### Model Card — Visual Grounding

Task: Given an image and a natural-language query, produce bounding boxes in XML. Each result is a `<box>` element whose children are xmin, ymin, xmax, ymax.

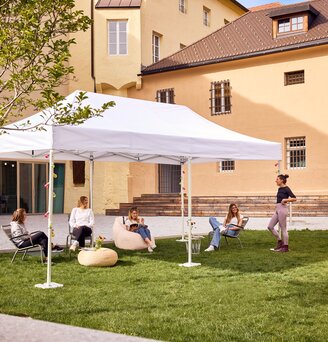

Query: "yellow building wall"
<box><xmin>128</xmin><ymin>45</ymin><xmax>328</xmax><ymax>197</ymax></box>
<box><xmin>140</xmin><ymin>0</ymin><xmax>245</xmax><ymax>67</ymax></box>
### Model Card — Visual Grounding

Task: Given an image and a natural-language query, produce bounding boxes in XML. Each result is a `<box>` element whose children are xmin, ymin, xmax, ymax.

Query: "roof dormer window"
<box><xmin>269</xmin><ymin>3</ymin><xmax>319</xmax><ymax>39</ymax></box>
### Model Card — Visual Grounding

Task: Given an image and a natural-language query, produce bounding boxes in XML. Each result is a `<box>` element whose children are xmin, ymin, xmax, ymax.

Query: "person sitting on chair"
<box><xmin>205</xmin><ymin>203</ymin><xmax>243</xmax><ymax>252</ymax></box>
<box><xmin>125</xmin><ymin>207</ymin><xmax>156</xmax><ymax>253</ymax></box>
<box><xmin>69</xmin><ymin>196</ymin><xmax>94</xmax><ymax>251</ymax></box>
<box><xmin>10</xmin><ymin>208</ymin><xmax>63</xmax><ymax>262</ymax></box>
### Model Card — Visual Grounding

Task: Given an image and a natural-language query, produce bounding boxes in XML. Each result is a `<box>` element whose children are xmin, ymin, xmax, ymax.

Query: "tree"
<box><xmin>0</xmin><ymin>0</ymin><xmax>114</xmax><ymax>132</ymax></box>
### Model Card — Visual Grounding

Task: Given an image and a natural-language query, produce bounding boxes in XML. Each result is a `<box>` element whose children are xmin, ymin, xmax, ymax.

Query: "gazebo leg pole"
<box><xmin>179</xmin><ymin>157</ymin><xmax>201</xmax><ymax>268</ymax></box>
<box><xmin>35</xmin><ymin>150</ymin><xmax>63</xmax><ymax>289</ymax></box>
<box><xmin>89</xmin><ymin>154</ymin><xmax>94</xmax><ymax>210</ymax></box>
<box><xmin>176</xmin><ymin>161</ymin><xmax>186</xmax><ymax>242</ymax></box>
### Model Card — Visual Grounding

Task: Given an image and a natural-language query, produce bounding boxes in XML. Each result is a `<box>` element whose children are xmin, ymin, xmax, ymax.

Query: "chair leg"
<box><xmin>225</xmin><ymin>236</ymin><xmax>229</xmax><ymax>245</ymax></box>
<box><xmin>11</xmin><ymin>250</ymin><xmax>18</xmax><ymax>263</ymax></box>
<box><xmin>237</xmin><ymin>237</ymin><xmax>243</xmax><ymax>248</ymax></box>
<box><xmin>22</xmin><ymin>250</ymin><xmax>27</xmax><ymax>260</ymax></box>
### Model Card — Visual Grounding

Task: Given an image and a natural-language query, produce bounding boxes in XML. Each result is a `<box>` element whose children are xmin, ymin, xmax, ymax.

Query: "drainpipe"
<box><xmin>91</xmin><ymin>0</ymin><xmax>96</xmax><ymax>92</ymax></box>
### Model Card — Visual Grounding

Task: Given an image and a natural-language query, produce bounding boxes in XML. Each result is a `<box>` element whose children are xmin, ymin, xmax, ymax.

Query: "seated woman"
<box><xmin>69</xmin><ymin>196</ymin><xmax>94</xmax><ymax>251</ymax></box>
<box><xmin>125</xmin><ymin>207</ymin><xmax>156</xmax><ymax>253</ymax></box>
<box><xmin>10</xmin><ymin>208</ymin><xmax>63</xmax><ymax>262</ymax></box>
<box><xmin>205</xmin><ymin>203</ymin><xmax>243</xmax><ymax>252</ymax></box>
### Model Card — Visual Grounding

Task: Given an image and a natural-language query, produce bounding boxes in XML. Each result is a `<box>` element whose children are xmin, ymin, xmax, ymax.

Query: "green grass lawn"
<box><xmin>1</xmin><ymin>230</ymin><xmax>328</xmax><ymax>341</ymax></box>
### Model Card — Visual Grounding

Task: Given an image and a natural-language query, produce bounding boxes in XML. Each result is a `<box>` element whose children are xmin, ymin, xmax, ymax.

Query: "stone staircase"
<box><xmin>105</xmin><ymin>194</ymin><xmax>328</xmax><ymax>217</ymax></box>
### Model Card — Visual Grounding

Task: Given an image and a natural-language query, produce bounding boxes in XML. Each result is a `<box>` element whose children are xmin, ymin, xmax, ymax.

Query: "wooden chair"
<box><xmin>208</xmin><ymin>216</ymin><xmax>249</xmax><ymax>249</ymax></box>
<box><xmin>1</xmin><ymin>224</ymin><xmax>44</xmax><ymax>264</ymax></box>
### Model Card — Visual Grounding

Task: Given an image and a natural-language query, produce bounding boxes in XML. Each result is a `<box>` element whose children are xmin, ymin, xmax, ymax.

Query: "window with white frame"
<box><xmin>203</xmin><ymin>7</ymin><xmax>210</xmax><ymax>26</ymax></box>
<box><xmin>210</xmin><ymin>80</ymin><xmax>232</xmax><ymax>115</ymax></box>
<box><xmin>152</xmin><ymin>33</ymin><xmax>161</xmax><ymax>63</ymax></box>
<box><xmin>156</xmin><ymin>88</ymin><xmax>175</xmax><ymax>104</ymax></box>
<box><xmin>179</xmin><ymin>0</ymin><xmax>187</xmax><ymax>13</ymax></box>
<box><xmin>286</xmin><ymin>137</ymin><xmax>306</xmax><ymax>169</ymax></box>
<box><xmin>108</xmin><ymin>20</ymin><xmax>127</xmax><ymax>55</ymax></box>
<box><xmin>278</xmin><ymin>16</ymin><xmax>304</xmax><ymax>34</ymax></box>
<box><xmin>219</xmin><ymin>161</ymin><xmax>235</xmax><ymax>172</ymax></box>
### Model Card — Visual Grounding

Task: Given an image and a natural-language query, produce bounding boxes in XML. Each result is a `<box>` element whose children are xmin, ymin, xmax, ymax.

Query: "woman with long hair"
<box><xmin>10</xmin><ymin>208</ymin><xmax>63</xmax><ymax>262</ymax></box>
<box><xmin>69</xmin><ymin>196</ymin><xmax>94</xmax><ymax>251</ymax></box>
<box><xmin>125</xmin><ymin>207</ymin><xmax>156</xmax><ymax>253</ymax></box>
<box><xmin>268</xmin><ymin>174</ymin><xmax>296</xmax><ymax>252</ymax></box>
<box><xmin>205</xmin><ymin>203</ymin><xmax>243</xmax><ymax>252</ymax></box>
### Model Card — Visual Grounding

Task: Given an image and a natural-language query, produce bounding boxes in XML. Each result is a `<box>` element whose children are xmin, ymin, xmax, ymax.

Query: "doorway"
<box><xmin>158</xmin><ymin>164</ymin><xmax>181</xmax><ymax>193</ymax></box>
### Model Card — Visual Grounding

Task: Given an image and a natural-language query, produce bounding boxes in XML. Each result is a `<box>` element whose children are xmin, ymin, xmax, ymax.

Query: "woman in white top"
<box><xmin>205</xmin><ymin>203</ymin><xmax>243</xmax><ymax>252</ymax></box>
<box><xmin>69</xmin><ymin>196</ymin><xmax>94</xmax><ymax>251</ymax></box>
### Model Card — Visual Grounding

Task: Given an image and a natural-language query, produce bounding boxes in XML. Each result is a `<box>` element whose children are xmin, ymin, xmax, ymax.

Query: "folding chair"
<box><xmin>1</xmin><ymin>224</ymin><xmax>44</xmax><ymax>264</ymax></box>
<box><xmin>208</xmin><ymin>216</ymin><xmax>249</xmax><ymax>249</ymax></box>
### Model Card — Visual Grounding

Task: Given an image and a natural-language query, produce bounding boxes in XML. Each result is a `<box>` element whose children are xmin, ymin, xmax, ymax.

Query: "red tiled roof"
<box><xmin>250</xmin><ymin>2</ymin><xmax>282</xmax><ymax>12</ymax></box>
<box><xmin>142</xmin><ymin>0</ymin><xmax>328</xmax><ymax>75</ymax></box>
<box><xmin>95</xmin><ymin>0</ymin><xmax>141</xmax><ymax>8</ymax></box>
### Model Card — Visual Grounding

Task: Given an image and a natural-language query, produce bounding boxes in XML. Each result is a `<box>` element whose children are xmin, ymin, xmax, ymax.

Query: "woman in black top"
<box><xmin>267</xmin><ymin>174</ymin><xmax>296</xmax><ymax>252</ymax></box>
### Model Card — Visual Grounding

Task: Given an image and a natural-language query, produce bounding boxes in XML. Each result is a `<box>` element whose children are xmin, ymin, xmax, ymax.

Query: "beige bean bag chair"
<box><xmin>113</xmin><ymin>217</ymin><xmax>155</xmax><ymax>250</ymax></box>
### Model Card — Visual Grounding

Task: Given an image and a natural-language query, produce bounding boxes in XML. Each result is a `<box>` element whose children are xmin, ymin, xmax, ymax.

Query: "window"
<box><xmin>285</xmin><ymin>70</ymin><xmax>304</xmax><ymax>85</ymax></box>
<box><xmin>108</xmin><ymin>20</ymin><xmax>127</xmax><ymax>55</ymax></box>
<box><xmin>219</xmin><ymin>161</ymin><xmax>235</xmax><ymax>172</ymax></box>
<box><xmin>210</xmin><ymin>80</ymin><xmax>232</xmax><ymax>115</ymax></box>
<box><xmin>278</xmin><ymin>16</ymin><xmax>304</xmax><ymax>34</ymax></box>
<box><xmin>179</xmin><ymin>0</ymin><xmax>187</xmax><ymax>13</ymax></box>
<box><xmin>152</xmin><ymin>33</ymin><xmax>161</xmax><ymax>63</ymax></box>
<box><xmin>156</xmin><ymin>88</ymin><xmax>175</xmax><ymax>104</ymax></box>
<box><xmin>286</xmin><ymin>137</ymin><xmax>306</xmax><ymax>169</ymax></box>
<box><xmin>203</xmin><ymin>7</ymin><xmax>210</xmax><ymax>27</ymax></box>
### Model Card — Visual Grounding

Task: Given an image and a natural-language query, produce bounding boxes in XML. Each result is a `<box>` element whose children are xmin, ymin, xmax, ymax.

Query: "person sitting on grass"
<box><xmin>69</xmin><ymin>196</ymin><xmax>94</xmax><ymax>251</ymax></box>
<box><xmin>10</xmin><ymin>208</ymin><xmax>63</xmax><ymax>262</ymax></box>
<box><xmin>205</xmin><ymin>203</ymin><xmax>243</xmax><ymax>252</ymax></box>
<box><xmin>125</xmin><ymin>207</ymin><xmax>156</xmax><ymax>253</ymax></box>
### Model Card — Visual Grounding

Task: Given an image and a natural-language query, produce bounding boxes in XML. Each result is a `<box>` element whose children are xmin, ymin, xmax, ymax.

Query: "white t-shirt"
<box><xmin>220</xmin><ymin>215</ymin><xmax>243</xmax><ymax>232</ymax></box>
<box><xmin>69</xmin><ymin>207</ymin><xmax>95</xmax><ymax>228</ymax></box>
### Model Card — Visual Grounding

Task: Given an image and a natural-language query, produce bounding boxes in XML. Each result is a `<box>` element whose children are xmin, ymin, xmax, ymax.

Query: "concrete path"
<box><xmin>0</xmin><ymin>314</ymin><xmax>158</xmax><ymax>342</ymax></box>
<box><xmin>0</xmin><ymin>214</ymin><xmax>327</xmax><ymax>251</ymax></box>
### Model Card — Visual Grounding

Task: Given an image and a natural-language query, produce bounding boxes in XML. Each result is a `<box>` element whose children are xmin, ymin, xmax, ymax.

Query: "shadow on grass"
<box><xmin>110</xmin><ymin>230</ymin><xmax>328</xmax><ymax>275</ymax></box>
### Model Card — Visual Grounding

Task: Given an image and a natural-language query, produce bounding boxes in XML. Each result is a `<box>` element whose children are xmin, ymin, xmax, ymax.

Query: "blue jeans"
<box><xmin>134</xmin><ymin>226</ymin><xmax>151</xmax><ymax>241</ymax></box>
<box><xmin>209</xmin><ymin>217</ymin><xmax>237</xmax><ymax>248</ymax></box>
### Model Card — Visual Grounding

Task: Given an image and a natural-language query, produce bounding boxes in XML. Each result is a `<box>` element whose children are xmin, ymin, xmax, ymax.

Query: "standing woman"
<box><xmin>69</xmin><ymin>196</ymin><xmax>94</xmax><ymax>251</ymax></box>
<box><xmin>268</xmin><ymin>174</ymin><xmax>296</xmax><ymax>252</ymax></box>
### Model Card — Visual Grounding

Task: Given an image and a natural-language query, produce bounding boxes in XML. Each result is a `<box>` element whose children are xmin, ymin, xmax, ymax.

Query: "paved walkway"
<box><xmin>0</xmin><ymin>214</ymin><xmax>327</xmax><ymax>251</ymax></box>
<box><xmin>0</xmin><ymin>314</ymin><xmax>158</xmax><ymax>342</ymax></box>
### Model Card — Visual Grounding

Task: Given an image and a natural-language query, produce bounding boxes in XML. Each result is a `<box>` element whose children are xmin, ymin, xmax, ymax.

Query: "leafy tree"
<box><xmin>0</xmin><ymin>0</ymin><xmax>114</xmax><ymax>132</ymax></box>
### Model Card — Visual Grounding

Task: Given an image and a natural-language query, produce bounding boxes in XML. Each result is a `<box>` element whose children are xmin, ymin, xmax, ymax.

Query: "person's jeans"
<box><xmin>18</xmin><ymin>231</ymin><xmax>48</xmax><ymax>257</ymax></box>
<box><xmin>72</xmin><ymin>226</ymin><xmax>92</xmax><ymax>247</ymax></box>
<box><xmin>134</xmin><ymin>226</ymin><xmax>151</xmax><ymax>241</ymax></box>
<box><xmin>209</xmin><ymin>217</ymin><xmax>237</xmax><ymax>248</ymax></box>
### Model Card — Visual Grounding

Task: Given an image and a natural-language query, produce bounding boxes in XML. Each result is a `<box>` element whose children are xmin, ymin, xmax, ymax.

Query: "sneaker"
<box><xmin>151</xmin><ymin>243</ymin><xmax>157</xmax><ymax>249</ymax></box>
<box><xmin>69</xmin><ymin>244</ymin><xmax>77</xmax><ymax>252</ymax></box>
<box><xmin>147</xmin><ymin>246</ymin><xmax>153</xmax><ymax>253</ymax></box>
<box><xmin>270</xmin><ymin>240</ymin><xmax>283</xmax><ymax>251</ymax></box>
<box><xmin>274</xmin><ymin>245</ymin><xmax>289</xmax><ymax>253</ymax></box>
<box><xmin>204</xmin><ymin>245</ymin><xmax>215</xmax><ymax>252</ymax></box>
<box><xmin>52</xmin><ymin>245</ymin><xmax>64</xmax><ymax>252</ymax></box>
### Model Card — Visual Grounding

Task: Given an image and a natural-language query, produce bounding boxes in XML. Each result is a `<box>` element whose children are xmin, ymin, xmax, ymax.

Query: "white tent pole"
<box><xmin>176</xmin><ymin>161</ymin><xmax>186</xmax><ymax>242</ymax></box>
<box><xmin>89</xmin><ymin>154</ymin><xmax>94</xmax><ymax>210</ymax></box>
<box><xmin>35</xmin><ymin>149</ymin><xmax>63</xmax><ymax>289</ymax></box>
<box><xmin>179</xmin><ymin>157</ymin><xmax>201</xmax><ymax>267</ymax></box>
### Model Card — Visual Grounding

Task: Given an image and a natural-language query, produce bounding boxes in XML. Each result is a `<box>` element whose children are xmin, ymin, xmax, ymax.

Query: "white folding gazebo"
<box><xmin>0</xmin><ymin>91</ymin><xmax>281</xmax><ymax>287</ymax></box>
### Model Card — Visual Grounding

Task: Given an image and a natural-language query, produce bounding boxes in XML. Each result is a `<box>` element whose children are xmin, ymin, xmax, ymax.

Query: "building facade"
<box><xmin>0</xmin><ymin>0</ymin><xmax>246</xmax><ymax>215</ymax></box>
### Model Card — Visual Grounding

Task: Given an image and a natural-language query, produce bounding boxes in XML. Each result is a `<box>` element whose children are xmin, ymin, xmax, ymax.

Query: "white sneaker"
<box><xmin>204</xmin><ymin>245</ymin><xmax>215</xmax><ymax>252</ymax></box>
<box><xmin>151</xmin><ymin>244</ymin><xmax>157</xmax><ymax>249</ymax></box>
<box><xmin>147</xmin><ymin>246</ymin><xmax>154</xmax><ymax>253</ymax></box>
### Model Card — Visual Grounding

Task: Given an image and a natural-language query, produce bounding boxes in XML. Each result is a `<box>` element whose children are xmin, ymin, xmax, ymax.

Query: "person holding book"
<box><xmin>125</xmin><ymin>207</ymin><xmax>156</xmax><ymax>253</ymax></box>
<box><xmin>205</xmin><ymin>203</ymin><xmax>243</xmax><ymax>252</ymax></box>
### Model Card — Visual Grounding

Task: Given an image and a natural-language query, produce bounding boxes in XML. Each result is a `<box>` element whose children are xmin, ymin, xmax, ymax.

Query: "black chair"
<box><xmin>208</xmin><ymin>216</ymin><xmax>249</xmax><ymax>249</ymax></box>
<box><xmin>1</xmin><ymin>224</ymin><xmax>44</xmax><ymax>264</ymax></box>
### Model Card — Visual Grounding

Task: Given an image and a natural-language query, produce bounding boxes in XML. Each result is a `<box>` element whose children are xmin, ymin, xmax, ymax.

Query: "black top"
<box><xmin>276</xmin><ymin>186</ymin><xmax>296</xmax><ymax>203</ymax></box>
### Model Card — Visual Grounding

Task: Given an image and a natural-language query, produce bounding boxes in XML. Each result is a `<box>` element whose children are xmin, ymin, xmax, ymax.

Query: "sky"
<box><xmin>239</xmin><ymin>0</ymin><xmax>307</xmax><ymax>7</ymax></box>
